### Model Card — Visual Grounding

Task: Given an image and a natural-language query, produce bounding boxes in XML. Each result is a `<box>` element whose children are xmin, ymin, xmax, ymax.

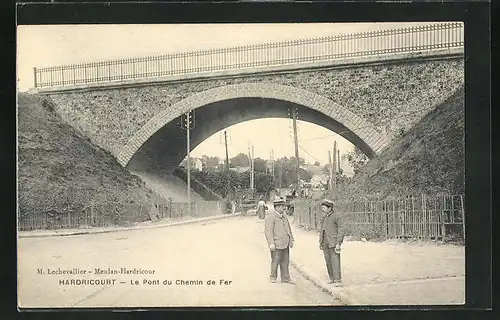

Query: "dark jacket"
<box><xmin>319</xmin><ymin>211</ymin><xmax>344</xmax><ymax>249</ymax></box>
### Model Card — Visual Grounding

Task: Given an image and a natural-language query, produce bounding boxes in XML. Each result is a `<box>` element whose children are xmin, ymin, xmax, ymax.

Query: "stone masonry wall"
<box><xmin>47</xmin><ymin>58</ymin><xmax>464</xmax><ymax>163</ymax></box>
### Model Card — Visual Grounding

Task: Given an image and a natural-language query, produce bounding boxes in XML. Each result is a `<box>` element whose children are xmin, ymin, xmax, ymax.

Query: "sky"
<box><xmin>17</xmin><ymin>22</ymin><xmax>448</xmax><ymax>169</ymax></box>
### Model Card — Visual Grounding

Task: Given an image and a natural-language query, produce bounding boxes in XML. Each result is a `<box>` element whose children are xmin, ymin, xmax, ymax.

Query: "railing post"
<box><xmin>422</xmin><ymin>193</ymin><xmax>427</xmax><ymax>240</ymax></box>
<box><xmin>460</xmin><ymin>195</ymin><xmax>465</xmax><ymax>243</ymax></box>
<box><xmin>33</xmin><ymin>67</ymin><xmax>37</xmax><ymax>88</ymax></box>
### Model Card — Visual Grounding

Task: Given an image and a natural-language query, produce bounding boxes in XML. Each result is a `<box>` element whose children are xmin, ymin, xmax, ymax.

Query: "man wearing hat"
<box><xmin>264</xmin><ymin>198</ymin><xmax>295</xmax><ymax>284</ymax></box>
<box><xmin>319</xmin><ymin>199</ymin><xmax>344</xmax><ymax>285</ymax></box>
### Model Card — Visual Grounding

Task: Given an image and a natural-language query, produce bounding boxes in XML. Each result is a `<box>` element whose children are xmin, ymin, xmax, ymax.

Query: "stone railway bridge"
<box><xmin>33</xmin><ymin>23</ymin><xmax>464</xmax><ymax>178</ymax></box>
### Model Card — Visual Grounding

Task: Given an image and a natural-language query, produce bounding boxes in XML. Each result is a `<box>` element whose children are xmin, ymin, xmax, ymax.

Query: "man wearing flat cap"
<box><xmin>264</xmin><ymin>198</ymin><xmax>295</xmax><ymax>284</ymax></box>
<box><xmin>319</xmin><ymin>199</ymin><xmax>344</xmax><ymax>285</ymax></box>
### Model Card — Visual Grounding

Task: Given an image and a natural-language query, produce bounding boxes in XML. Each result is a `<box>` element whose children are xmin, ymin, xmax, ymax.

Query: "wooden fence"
<box><xmin>18</xmin><ymin>203</ymin><xmax>150</xmax><ymax>231</ymax></box>
<box><xmin>294</xmin><ymin>194</ymin><xmax>465</xmax><ymax>242</ymax></box>
<box><xmin>18</xmin><ymin>200</ymin><xmax>225</xmax><ymax>231</ymax></box>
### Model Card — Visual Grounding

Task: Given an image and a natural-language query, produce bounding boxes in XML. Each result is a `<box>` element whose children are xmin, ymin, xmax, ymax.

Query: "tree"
<box><xmin>323</xmin><ymin>164</ymin><xmax>329</xmax><ymax>174</ymax></box>
<box><xmin>230</xmin><ymin>153</ymin><xmax>250</xmax><ymax>167</ymax></box>
<box><xmin>343</xmin><ymin>146</ymin><xmax>369</xmax><ymax>174</ymax></box>
<box><xmin>236</xmin><ymin>171</ymin><xmax>251</xmax><ymax>189</ymax></box>
<box><xmin>275</xmin><ymin>157</ymin><xmax>312</xmax><ymax>188</ymax></box>
<box><xmin>191</xmin><ymin>169</ymin><xmax>274</xmax><ymax>198</ymax></box>
<box><xmin>299</xmin><ymin>168</ymin><xmax>313</xmax><ymax>182</ymax></box>
<box><xmin>254</xmin><ymin>173</ymin><xmax>274</xmax><ymax>194</ymax></box>
<box><xmin>201</xmin><ymin>155</ymin><xmax>220</xmax><ymax>171</ymax></box>
<box><xmin>314</xmin><ymin>161</ymin><xmax>321</xmax><ymax>166</ymax></box>
<box><xmin>253</xmin><ymin>158</ymin><xmax>268</xmax><ymax>173</ymax></box>
<box><xmin>289</xmin><ymin>156</ymin><xmax>306</xmax><ymax>166</ymax></box>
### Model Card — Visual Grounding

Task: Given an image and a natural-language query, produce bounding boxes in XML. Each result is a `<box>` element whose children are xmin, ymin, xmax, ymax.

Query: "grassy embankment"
<box><xmin>337</xmin><ymin>85</ymin><xmax>465</xmax><ymax>200</ymax></box>
<box><xmin>18</xmin><ymin>93</ymin><xmax>160</xmax><ymax>227</ymax></box>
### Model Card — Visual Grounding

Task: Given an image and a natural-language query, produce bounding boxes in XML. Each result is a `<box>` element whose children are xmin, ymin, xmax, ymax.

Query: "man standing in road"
<box><xmin>264</xmin><ymin>198</ymin><xmax>295</xmax><ymax>284</ymax></box>
<box><xmin>319</xmin><ymin>199</ymin><xmax>344</xmax><ymax>286</ymax></box>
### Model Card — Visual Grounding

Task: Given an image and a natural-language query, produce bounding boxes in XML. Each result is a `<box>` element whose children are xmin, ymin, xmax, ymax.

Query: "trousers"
<box><xmin>270</xmin><ymin>247</ymin><xmax>290</xmax><ymax>281</ymax></box>
<box><xmin>322</xmin><ymin>247</ymin><xmax>341</xmax><ymax>281</ymax></box>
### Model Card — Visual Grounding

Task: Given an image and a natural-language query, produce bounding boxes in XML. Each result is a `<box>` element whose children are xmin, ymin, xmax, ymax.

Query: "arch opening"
<box><xmin>126</xmin><ymin>97</ymin><xmax>379</xmax><ymax>174</ymax></box>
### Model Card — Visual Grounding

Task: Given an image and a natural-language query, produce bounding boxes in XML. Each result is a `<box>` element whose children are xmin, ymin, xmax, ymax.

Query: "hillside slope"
<box><xmin>131</xmin><ymin>170</ymin><xmax>205</xmax><ymax>202</ymax></box>
<box><xmin>337</xmin><ymin>85</ymin><xmax>464</xmax><ymax>201</ymax></box>
<box><xmin>17</xmin><ymin>93</ymin><xmax>158</xmax><ymax>226</ymax></box>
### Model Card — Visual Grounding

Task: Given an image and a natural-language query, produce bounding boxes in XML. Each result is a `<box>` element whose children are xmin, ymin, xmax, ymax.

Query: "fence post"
<box><xmin>460</xmin><ymin>195</ymin><xmax>466</xmax><ymax>243</ymax></box>
<box><xmin>314</xmin><ymin>202</ymin><xmax>319</xmax><ymax>230</ymax></box>
<box><xmin>300</xmin><ymin>200</ymin><xmax>304</xmax><ymax>227</ymax></box>
<box><xmin>422</xmin><ymin>194</ymin><xmax>428</xmax><ymax>240</ymax></box>
<box><xmin>33</xmin><ymin>67</ymin><xmax>37</xmax><ymax>88</ymax></box>
<box><xmin>307</xmin><ymin>202</ymin><xmax>312</xmax><ymax>230</ymax></box>
<box><xmin>400</xmin><ymin>198</ymin><xmax>405</xmax><ymax>238</ymax></box>
<box><xmin>384</xmin><ymin>200</ymin><xmax>389</xmax><ymax>239</ymax></box>
<box><xmin>441</xmin><ymin>194</ymin><xmax>447</xmax><ymax>240</ymax></box>
<box><xmin>169</xmin><ymin>197</ymin><xmax>172</xmax><ymax>218</ymax></box>
<box><xmin>413</xmin><ymin>196</ymin><xmax>416</xmax><ymax>238</ymax></box>
<box><xmin>390</xmin><ymin>199</ymin><xmax>394</xmax><ymax>238</ymax></box>
<box><xmin>294</xmin><ymin>201</ymin><xmax>299</xmax><ymax>226</ymax></box>
<box><xmin>362</xmin><ymin>201</ymin><xmax>366</xmax><ymax>238</ymax></box>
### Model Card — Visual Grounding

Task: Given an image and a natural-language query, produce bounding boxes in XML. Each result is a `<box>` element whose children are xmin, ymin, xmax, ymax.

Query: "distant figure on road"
<box><xmin>264</xmin><ymin>199</ymin><xmax>295</xmax><ymax>284</ymax></box>
<box><xmin>319</xmin><ymin>199</ymin><xmax>344</xmax><ymax>286</ymax></box>
<box><xmin>256</xmin><ymin>196</ymin><xmax>267</xmax><ymax>219</ymax></box>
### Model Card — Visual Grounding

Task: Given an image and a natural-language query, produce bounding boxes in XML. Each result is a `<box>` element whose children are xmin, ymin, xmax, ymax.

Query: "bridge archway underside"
<box><xmin>126</xmin><ymin>96</ymin><xmax>380</xmax><ymax>173</ymax></box>
<box><xmin>121</xmin><ymin>83</ymin><xmax>388</xmax><ymax>171</ymax></box>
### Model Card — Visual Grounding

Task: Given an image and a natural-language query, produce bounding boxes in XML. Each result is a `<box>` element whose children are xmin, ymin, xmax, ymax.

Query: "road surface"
<box><xmin>18</xmin><ymin>215</ymin><xmax>341</xmax><ymax>308</ymax></box>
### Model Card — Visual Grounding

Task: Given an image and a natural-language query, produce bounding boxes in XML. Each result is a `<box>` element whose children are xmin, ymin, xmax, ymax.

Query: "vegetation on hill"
<box><xmin>173</xmin><ymin>167</ymin><xmax>224</xmax><ymax>201</ymax></box>
<box><xmin>187</xmin><ymin>169</ymin><xmax>272</xmax><ymax>198</ymax></box>
<box><xmin>336</xmin><ymin>85</ymin><xmax>465</xmax><ymax>201</ymax></box>
<box><xmin>17</xmin><ymin>93</ymin><xmax>158</xmax><ymax>227</ymax></box>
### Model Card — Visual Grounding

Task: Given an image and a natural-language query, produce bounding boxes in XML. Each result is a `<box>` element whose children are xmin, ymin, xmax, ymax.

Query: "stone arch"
<box><xmin>117</xmin><ymin>83</ymin><xmax>389</xmax><ymax>167</ymax></box>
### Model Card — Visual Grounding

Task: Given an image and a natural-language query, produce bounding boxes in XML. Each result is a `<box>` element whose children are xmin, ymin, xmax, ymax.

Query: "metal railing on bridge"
<box><xmin>33</xmin><ymin>22</ymin><xmax>464</xmax><ymax>89</ymax></box>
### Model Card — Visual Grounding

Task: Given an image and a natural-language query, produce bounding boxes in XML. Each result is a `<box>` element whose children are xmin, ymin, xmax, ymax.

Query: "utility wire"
<box><xmin>298</xmin><ymin>144</ymin><xmax>322</xmax><ymax>163</ymax></box>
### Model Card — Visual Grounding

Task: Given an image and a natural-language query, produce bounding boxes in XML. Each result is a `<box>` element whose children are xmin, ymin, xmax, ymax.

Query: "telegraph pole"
<box><xmin>181</xmin><ymin>110</ymin><xmax>195</xmax><ymax>215</ymax></box>
<box><xmin>291</xmin><ymin>108</ymin><xmax>301</xmax><ymax>197</ymax></box>
<box><xmin>251</xmin><ymin>144</ymin><xmax>255</xmax><ymax>191</ymax></box>
<box><xmin>332</xmin><ymin>141</ymin><xmax>337</xmax><ymax>197</ymax></box>
<box><xmin>278</xmin><ymin>161</ymin><xmax>282</xmax><ymax>194</ymax></box>
<box><xmin>187</xmin><ymin>121</ymin><xmax>190</xmax><ymax>207</ymax></box>
<box><xmin>248</xmin><ymin>143</ymin><xmax>253</xmax><ymax>190</ymax></box>
<box><xmin>270</xmin><ymin>150</ymin><xmax>275</xmax><ymax>180</ymax></box>
<box><xmin>328</xmin><ymin>150</ymin><xmax>333</xmax><ymax>191</ymax></box>
<box><xmin>224</xmin><ymin>130</ymin><xmax>230</xmax><ymax>198</ymax></box>
<box><xmin>338</xmin><ymin>149</ymin><xmax>341</xmax><ymax>173</ymax></box>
